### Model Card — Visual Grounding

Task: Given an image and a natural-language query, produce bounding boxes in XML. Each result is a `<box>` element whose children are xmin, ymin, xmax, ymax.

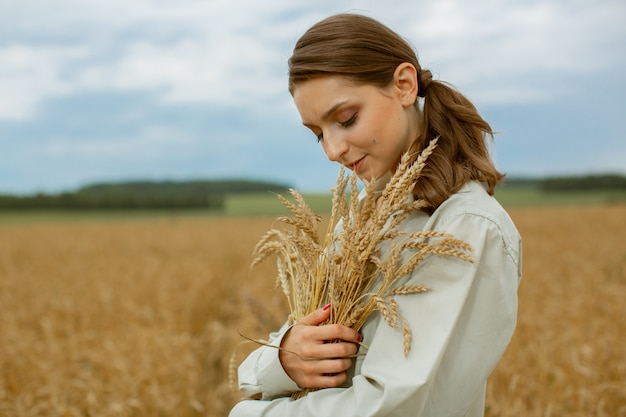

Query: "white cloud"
<box><xmin>0</xmin><ymin>45</ymin><xmax>88</xmax><ymax>120</ymax></box>
<box><xmin>76</xmin><ymin>36</ymin><xmax>287</xmax><ymax>108</ymax></box>
<box><xmin>0</xmin><ymin>0</ymin><xmax>624</xmax><ymax>117</ymax></box>
<box><xmin>392</xmin><ymin>0</ymin><xmax>626</xmax><ymax>105</ymax></box>
<box><xmin>0</xmin><ymin>0</ymin><xmax>308</xmax><ymax>120</ymax></box>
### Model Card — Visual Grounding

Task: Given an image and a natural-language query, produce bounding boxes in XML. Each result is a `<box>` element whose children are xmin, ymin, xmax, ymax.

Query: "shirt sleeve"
<box><xmin>230</xmin><ymin>208</ymin><xmax>521</xmax><ymax>417</ymax></box>
<box><xmin>237</xmin><ymin>323</ymin><xmax>301</xmax><ymax>400</ymax></box>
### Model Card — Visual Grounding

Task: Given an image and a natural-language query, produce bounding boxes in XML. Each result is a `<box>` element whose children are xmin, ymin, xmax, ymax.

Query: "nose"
<box><xmin>323</xmin><ymin>133</ymin><xmax>349</xmax><ymax>163</ymax></box>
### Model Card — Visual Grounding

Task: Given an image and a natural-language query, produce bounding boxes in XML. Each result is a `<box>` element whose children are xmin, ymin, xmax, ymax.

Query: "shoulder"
<box><xmin>411</xmin><ymin>181</ymin><xmax>521</xmax><ymax>263</ymax></box>
<box><xmin>435</xmin><ymin>182</ymin><xmax>515</xmax><ymax>228</ymax></box>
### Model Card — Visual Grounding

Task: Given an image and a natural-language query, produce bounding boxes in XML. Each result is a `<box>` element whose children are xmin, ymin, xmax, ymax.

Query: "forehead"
<box><xmin>292</xmin><ymin>76</ymin><xmax>372</xmax><ymax>123</ymax></box>
<box><xmin>293</xmin><ymin>76</ymin><xmax>357</xmax><ymax>103</ymax></box>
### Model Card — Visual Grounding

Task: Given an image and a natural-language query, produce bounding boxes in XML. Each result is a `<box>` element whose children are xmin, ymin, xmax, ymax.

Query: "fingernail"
<box><xmin>323</xmin><ymin>303</ymin><xmax>331</xmax><ymax>311</ymax></box>
<box><xmin>358</xmin><ymin>334</ymin><xmax>363</xmax><ymax>342</ymax></box>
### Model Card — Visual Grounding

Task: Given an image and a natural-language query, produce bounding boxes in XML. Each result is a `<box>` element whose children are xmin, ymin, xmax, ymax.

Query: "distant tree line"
<box><xmin>0</xmin><ymin>179</ymin><xmax>291</xmax><ymax>210</ymax></box>
<box><xmin>0</xmin><ymin>192</ymin><xmax>224</xmax><ymax>210</ymax></box>
<box><xmin>501</xmin><ymin>174</ymin><xmax>626</xmax><ymax>191</ymax></box>
<box><xmin>538</xmin><ymin>174</ymin><xmax>626</xmax><ymax>191</ymax></box>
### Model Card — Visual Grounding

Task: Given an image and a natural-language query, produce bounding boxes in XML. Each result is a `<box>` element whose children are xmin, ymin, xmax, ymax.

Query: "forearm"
<box><xmin>237</xmin><ymin>323</ymin><xmax>300</xmax><ymax>401</ymax></box>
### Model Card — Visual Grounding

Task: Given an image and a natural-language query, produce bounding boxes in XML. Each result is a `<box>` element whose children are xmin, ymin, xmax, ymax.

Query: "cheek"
<box><xmin>387</xmin><ymin>111</ymin><xmax>412</xmax><ymax>151</ymax></box>
<box><xmin>360</xmin><ymin>118</ymin><xmax>386</xmax><ymax>146</ymax></box>
<box><xmin>371</xmin><ymin>105</ymin><xmax>399</xmax><ymax>139</ymax></box>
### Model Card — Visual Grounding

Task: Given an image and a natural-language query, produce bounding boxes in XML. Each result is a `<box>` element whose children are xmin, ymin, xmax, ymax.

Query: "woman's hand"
<box><xmin>279</xmin><ymin>304</ymin><xmax>362</xmax><ymax>389</ymax></box>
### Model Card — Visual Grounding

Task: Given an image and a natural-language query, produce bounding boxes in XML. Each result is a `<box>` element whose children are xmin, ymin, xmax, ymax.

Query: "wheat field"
<box><xmin>1</xmin><ymin>204</ymin><xmax>625</xmax><ymax>416</ymax></box>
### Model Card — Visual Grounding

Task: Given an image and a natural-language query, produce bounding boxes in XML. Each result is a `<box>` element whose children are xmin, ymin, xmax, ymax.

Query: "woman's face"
<box><xmin>292</xmin><ymin>72</ymin><xmax>419</xmax><ymax>182</ymax></box>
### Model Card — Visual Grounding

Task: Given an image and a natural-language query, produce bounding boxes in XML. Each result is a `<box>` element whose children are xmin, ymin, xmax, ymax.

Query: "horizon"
<box><xmin>3</xmin><ymin>172</ymin><xmax>626</xmax><ymax>197</ymax></box>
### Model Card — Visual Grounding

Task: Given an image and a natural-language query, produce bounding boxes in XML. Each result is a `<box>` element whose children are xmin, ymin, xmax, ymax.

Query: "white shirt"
<box><xmin>230</xmin><ymin>181</ymin><xmax>522</xmax><ymax>417</ymax></box>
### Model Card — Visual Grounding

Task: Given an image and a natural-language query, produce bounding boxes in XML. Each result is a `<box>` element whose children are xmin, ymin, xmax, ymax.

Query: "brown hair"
<box><xmin>288</xmin><ymin>13</ymin><xmax>504</xmax><ymax>214</ymax></box>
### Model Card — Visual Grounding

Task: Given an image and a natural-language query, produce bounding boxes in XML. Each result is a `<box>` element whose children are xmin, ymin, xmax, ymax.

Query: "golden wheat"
<box><xmin>0</xmin><ymin>204</ymin><xmax>624</xmax><ymax>416</ymax></box>
<box><xmin>251</xmin><ymin>138</ymin><xmax>475</xmax><ymax>370</ymax></box>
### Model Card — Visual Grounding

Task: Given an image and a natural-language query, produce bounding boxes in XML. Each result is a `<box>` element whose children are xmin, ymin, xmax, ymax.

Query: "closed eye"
<box><xmin>340</xmin><ymin>114</ymin><xmax>357</xmax><ymax>128</ymax></box>
<box><xmin>310</xmin><ymin>113</ymin><xmax>356</xmax><ymax>143</ymax></box>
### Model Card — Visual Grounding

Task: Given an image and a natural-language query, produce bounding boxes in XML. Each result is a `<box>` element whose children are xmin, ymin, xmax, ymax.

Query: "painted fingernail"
<box><xmin>358</xmin><ymin>334</ymin><xmax>363</xmax><ymax>342</ymax></box>
<box><xmin>323</xmin><ymin>303</ymin><xmax>331</xmax><ymax>311</ymax></box>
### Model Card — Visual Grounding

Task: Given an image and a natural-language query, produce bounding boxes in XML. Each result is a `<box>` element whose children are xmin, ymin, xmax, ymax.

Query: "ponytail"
<box><xmin>409</xmin><ymin>69</ymin><xmax>504</xmax><ymax>214</ymax></box>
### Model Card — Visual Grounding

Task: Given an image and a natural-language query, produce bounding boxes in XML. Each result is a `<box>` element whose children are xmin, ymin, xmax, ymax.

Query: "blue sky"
<box><xmin>1</xmin><ymin>0</ymin><xmax>625</xmax><ymax>194</ymax></box>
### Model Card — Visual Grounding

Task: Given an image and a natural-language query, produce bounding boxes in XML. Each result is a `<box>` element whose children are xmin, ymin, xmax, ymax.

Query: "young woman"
<box><xmin>230</xmin><ymin>13</ymin><xmax>522</xmax><ymax>417</ymax></box>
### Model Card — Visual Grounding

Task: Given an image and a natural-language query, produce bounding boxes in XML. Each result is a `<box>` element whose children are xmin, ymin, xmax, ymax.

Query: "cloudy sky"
<box><xmin>2</xmin><ymin>0</ymin><xmax>625</xmax><ymax>194</ymax></box>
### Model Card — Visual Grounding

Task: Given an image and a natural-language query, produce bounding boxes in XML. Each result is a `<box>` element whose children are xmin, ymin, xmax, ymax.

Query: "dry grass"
<box><xmin>0</xmin><ymin>218</ymin><xmax>284</xmax><ymax>417</ymax></box>
<box><xmin>485</xmin><ymin>204</ymin><xmax>626</xmax><ymax>417</ymax></box>
<box><xmin>1</xmin><ymin>204</ymin><xmax>625</xmax><ymax>416</ymax></box>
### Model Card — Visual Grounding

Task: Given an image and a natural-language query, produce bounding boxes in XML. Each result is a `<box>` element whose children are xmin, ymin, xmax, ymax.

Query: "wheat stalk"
<box><xmin>250</xmin><ymin>137</ymin><xmax>474</xmax><ymax>397</ymax></box>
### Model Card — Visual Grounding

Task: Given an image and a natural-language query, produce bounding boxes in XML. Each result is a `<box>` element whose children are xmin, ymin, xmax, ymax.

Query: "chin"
<box><xmin>354</xmin><ymin>171</ymin><xmax>372</xmax><ymax>182</ymax></box>
<box><xmin>357</xmin><ymin>172</ymin><xmax>382</xmax><ymax>184</ymax></box>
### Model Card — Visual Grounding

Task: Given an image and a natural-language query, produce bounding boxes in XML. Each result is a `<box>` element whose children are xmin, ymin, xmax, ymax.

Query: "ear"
<box><xmin>393</xmin><ymin>63</ymin><xmax>418</xmax><ymax>107</ymax></box>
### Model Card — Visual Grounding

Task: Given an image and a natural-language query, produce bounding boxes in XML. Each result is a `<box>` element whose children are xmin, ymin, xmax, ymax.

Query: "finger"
<box><xmin>299</xmin><ymin>357</ymin><xmax>353</xmax><ymax>374</ymax></box>
<box><xmin>298</xmin><ymin>303</ymin><xmax>332</xmax><ymax>326</ymax></box>
<box><xmin>298</xmin><ymin>362</ymin><xmax>352</xmax><ymax>389</ymax></box>
<box><xmin>305</xmin><ymin>323</ymin><xmax>362</xmax><ymax>345</ymax></box>
<box><xmin>316</xmin><ymin>358</ymin><xmax>354</xmax><ymax>375</ymax></box>
<box><xmin>297</xmin><ymin>339</ymin><xmax>359</xmax><ymax>360</ymax></box>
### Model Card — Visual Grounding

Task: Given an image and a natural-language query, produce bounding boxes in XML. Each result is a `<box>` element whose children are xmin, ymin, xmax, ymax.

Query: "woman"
<box><xmin>230</xmin><ymin>13</ymin><xmax>521</xmax><ymax>417</ymax></box>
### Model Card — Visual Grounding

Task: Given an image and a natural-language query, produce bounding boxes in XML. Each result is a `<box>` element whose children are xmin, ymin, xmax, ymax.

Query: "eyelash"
<box><xmin>315</xmin><ymin>114</ymin><xmax>358</xmax><ymax>143</ymax></box>
<box><xmin>340</xmin><ymin>114</ymin><xmax>357</xmax><ymax>128</ymax></box>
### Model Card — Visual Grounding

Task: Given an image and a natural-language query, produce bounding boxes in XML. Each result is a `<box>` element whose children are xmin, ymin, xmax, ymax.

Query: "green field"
<box><xmin>223</xmin><ymin>192</ymin><xmax>334</xmax><ymax>215</ymax></box>
<box><xmin>493</xmin><ymin>186</ymin><xmax>626</xmax><ymax>206</ymax></box>
<box><xmin>228</xmin><ymin>187</ymin><xmax>626</xmax><ymax>212</ymax></box>
<box><xmin>1</xmin><ymin>188</ymin><xmax>625</xmax><ymax>223</ymax></box>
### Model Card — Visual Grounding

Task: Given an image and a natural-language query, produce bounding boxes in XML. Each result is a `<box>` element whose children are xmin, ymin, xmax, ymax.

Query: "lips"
<box><xmin>347</xmin><ymin>156</ymin><xmax>366</xmax><ymax>172</ymax></box>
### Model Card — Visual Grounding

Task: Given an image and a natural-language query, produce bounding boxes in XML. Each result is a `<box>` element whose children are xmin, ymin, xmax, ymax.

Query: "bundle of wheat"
<box><xmin>250</xmin><ymin>138</ymin><xmax>473</xmax><ymax>397</ymax></box>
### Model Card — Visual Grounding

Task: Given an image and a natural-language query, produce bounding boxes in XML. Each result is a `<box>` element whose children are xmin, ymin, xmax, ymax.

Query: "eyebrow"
<box><xmin>302</xmin><ymin>100</ymin><xmax>349</xmax><ymax>127</ymax></box>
